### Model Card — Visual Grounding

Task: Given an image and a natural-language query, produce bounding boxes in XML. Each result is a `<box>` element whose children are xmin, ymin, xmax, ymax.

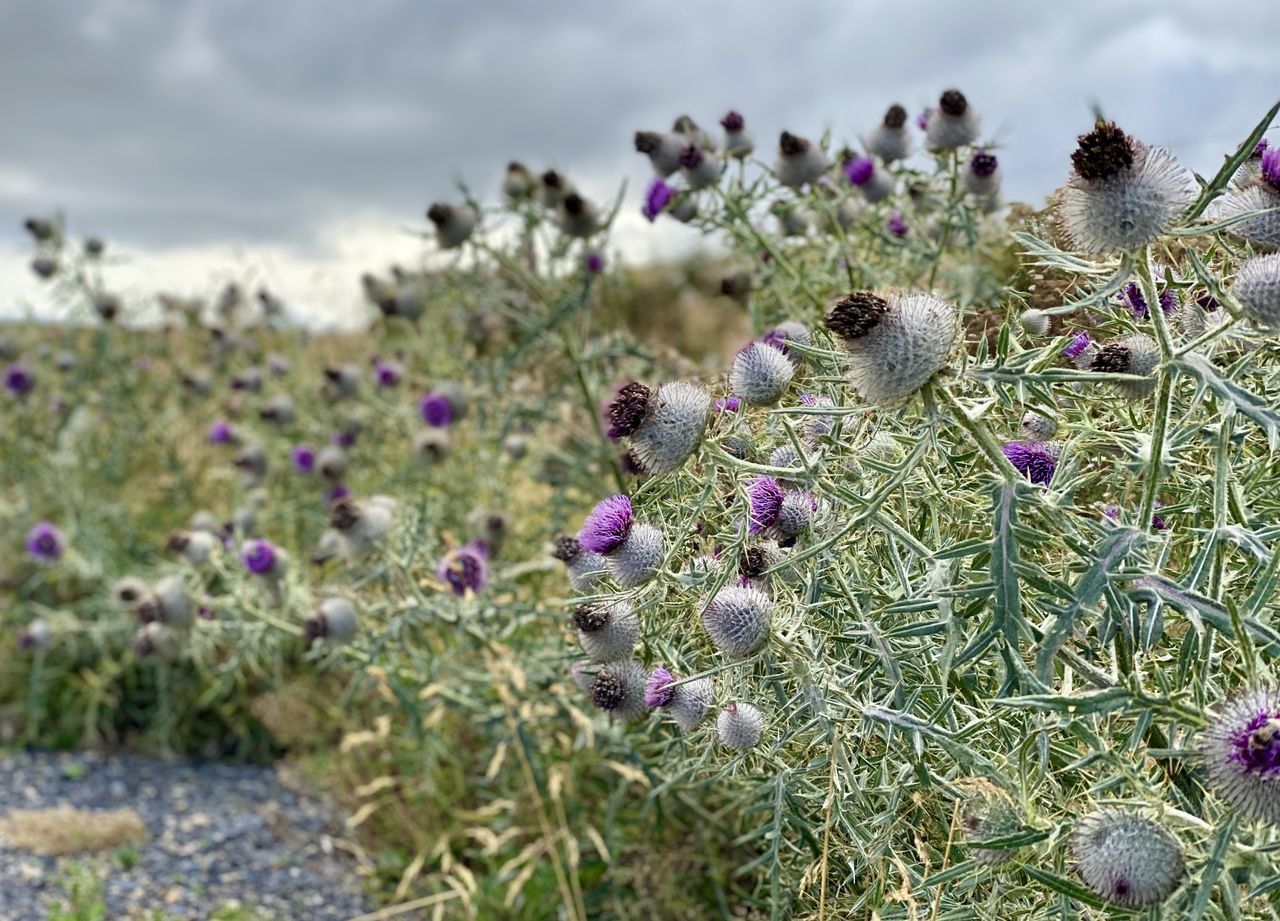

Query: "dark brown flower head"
<box><xmin>606</xmin><ymin>382</ymin><xmax>652</xmax><ymax>439</ymax></box>
<box><xmin>303</xmin><ymin>614</ymin><xmax>326</xmax><ymax>644</ymax></box>
<box><xmin>563</xmin><ymin>193</ymin><xmax>585</xmax><ymax>215</ymax></box>
<box><xmin>591</xmin><ymin>670</ymin><xmax>625</xmax><ymax>709</ymax></box>
<box><xmin>826</xmin><ymin>292</ymin><xmax>890</xmax><ymax>342</ymax></box>
<box><xmin>739</xmin><ymin>546</ymin><xmax>770</xmax><ymax>579</ymax></box>
<box><xmin>426</xmin><ymin>203</ymin><xmax>452</xmax><ymax>226</ymax></box>
<box><xmin>329</xmin><ymin>498</ymin><xmax>361</xmax><ymax>532</ymax></box>
<box><xmin>132</xmin><ymin>631</ymin><xmax>156</xmax><ymax>657</ymax></box>
<box><xmin>779</xmin><ymin>131</ymin><xmax>808</xmax><ymax>156</ymax></box>
<box><xmin>939</xmin><ymin>90</ymin><xmax>968</xmax><ymax>117</ymax></box>
<box><xmin>84</xmin><ymin>237</ymin><xmax>105</xmax><ymax>257</ymax></box>
<box><xmin>1071</xmin><ymin>122</ymin><xmax>1135</xmax><ymax>181</ymax></box>
<box><xmin>166</xmin><ymin>532</ymin><xmax>191</xmax><ymax>554</ymax></box>
<box><xmin>634</xmin><ymin>131</ymin><xmax>661</xmax><ymax>154</ymax></box>
<box><xmin>24</xmin><ymin>217</ymin><xmax>54</xmax><ymax>241</ymax></box>
<box><xmin>552</xmin><ymin>535</ymin><xmax>581</xmax><ymax>562</ymax></box>
<box><xmin>1090</xmin><ymin>343</ymin><xmax>1133</xmax><ymax>374</ymax></box>
<box><xmin>672</xmin><ymin>114</ymin><xmax>697</xmax><ymax>133</ymax></box>
<box><xmin>541</xmin><ymin>170</ymin><xmax>563</xmax><ymax>189</ymax></box>
<box><xmin>135</xmin><ymin>597</ymin><xmax>162</xmax><ymax>624</ymax></box>
<box><xmin>883</xmin><ymin>104</ymin><xmax>908</xmax><ymax>128</ymax></box>
<box><xmin>573</xmin><ymin>603</ymin><xmax>609</xmax><ymax>633</ymax></box>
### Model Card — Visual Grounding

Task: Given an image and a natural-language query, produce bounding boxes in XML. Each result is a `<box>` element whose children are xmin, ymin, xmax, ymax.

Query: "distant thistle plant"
<box><xmin>774</xmin><ymin>131</ymin><xmax>828</xmax><ymax>189</ymax></box>
<box><xmin>557</xmin><ymin>193</ymin><xmax>600</xmax><ymax>238</ymax></box>
<box><xmin>242</xmin><ymin>539</ymin><xmax>286</xmax><ymax>581</ymax></box>
<box><xmin>604</xmin><ymin>380</ymin><xmax>711</xmax><ymax>475</ymax></box>
<box><xmin>25</xmin><ymin>521</ymin><xmax>64</xmax><ymax>562</ymax></box>
<box><xmin>720</xmin><ymin>111</ymin><xmax>754</xmax><ymax>159</ymax></box>
<box><xmin>964</xmin><ymin>150</ymin><xmax>1000</xmax><ymax>199</ymax></box>
<box><xmin>1056</xmin><ymin>122</ymin><xmax>1193</xmax><ymax>255</ymax></box>
<box><xmin>634</xmin><ymin>130</ymin><xmax>685</xmax><ymax>177</ymax></box>
<box><xmin>578</xmin><ymin>495</ymin><xmax>664</xmax><ymax>588</ymax></box>
<box><xmin>866</xmin><ymin>103</ymin><xmax>912</xmax><ymax>162</ymax></box>
<box><xmin>1199</xmin><ymin>685</ymin><xmax>1280</xmax><ymax>826</ymax></box>
<box><xmin>958</xmin><ymin>782</ymin><xmax>1025</xmax><ymax>866</ymax></box>
<box><xmin>716</xmin><ymin>701</ymin><xmax>765</xmax><ymax>750</ymax></box>
<box><xmin>426</xmin><ymin>202</ymin><xmax>478</xmax><ymax>249</ymax></box>
<box><xmin>1069</xmin><ymin>809</ymin><xmax>1185</xmax><ymax>909</ymax></box>
<box><xmin>925</xmin><ymin>89</ymin><xmax>980</xmax><ymax>152</ymax></box>
<box><xmin>824</xmin><ymin>291</ymin><xmax>958</xmax><ymax>404</ymax></box>
<box><xmin>679</xmin><ymin>143</ymin><xmax>723</xmax><ymax>191</ymax></box>
<box><xmin>304</xmin><ymin>597</ymin><xmax>358</xmax><ymax>647</ymax></box>
<box><xmin>702</xmin><ymin>585</ymin><xmax>771</xmax><ymax>658</ymax></box>
<box><xmin>438</xmin><ymin>541</ymin><xmax>489</xmax><ymax>596</ymax></box>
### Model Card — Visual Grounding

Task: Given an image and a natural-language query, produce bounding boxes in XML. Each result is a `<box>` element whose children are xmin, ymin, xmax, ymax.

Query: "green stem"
<box><xmin>930</xmin><ymin>383</ymin><xmax>1021</xmax><ymax>481</ymax></box>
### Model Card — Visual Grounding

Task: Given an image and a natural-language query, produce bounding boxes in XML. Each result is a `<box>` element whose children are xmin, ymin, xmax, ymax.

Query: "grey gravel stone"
<box><xmin>0</xmin><ymin>751</ymin><xmax>370</xmax><ymax>920</ymax></box>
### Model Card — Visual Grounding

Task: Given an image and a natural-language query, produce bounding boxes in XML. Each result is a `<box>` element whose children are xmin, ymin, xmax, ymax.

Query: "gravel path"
<box><xmin>0</xmin><ymin>750</ymin><xmax>371</xmax><ymax>921</ymax></box>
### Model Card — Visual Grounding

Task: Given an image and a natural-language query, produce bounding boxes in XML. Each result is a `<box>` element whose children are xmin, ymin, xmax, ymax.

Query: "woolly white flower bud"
<box><xmin>112</xmin><ymin>576</ymin><xmax>148</xmax><ymax>610</ymax></box>
<box><xmin>925</xmin><ymin>90</ymin><xmax>980</xmax><ymax>152</ymax></box>
<box><xmin>1212</xmin><ymin>184</ymin><xmax>1280</xmax><ymax>252</ymax></box>
<box><xmin>826</xmin><ymin>292</ymin><xmax>958</xmax><ymax>404</ymax></box>
<box><xmin>1057</xmin><ymin>123</ymin><xmax>1193</xmax><ymax>255</ymax></box>
<box><xmin>716</xmin><ymin>701</ymin><xmax>765</xmax><ymax>750</ymax></box>
<box><xmin>308</xmin><ymin>597</ymin><xmax>358</xmax><ymax>646</ymax></box>
<box><xmin>590</xmin><ymin>659</ymin><xmax>647</xmax><ymax>720</ymax></box>
<box><xmin>573</xmin><ymin>601</ymin><xmax>640</xmax><ymax>662</ymax></box>
<box><xmin>669</xmin><ymin>676</ymin><xmax>714</xmax><ymax>732</ymax></box>
<box><xmin>412</xmin><ymin>428</ymin><xmax>450</xmax><ymax>464</ymax></box>
<box><xmin>259</xmin><ymin>393</ymin><xmax>296</xmax><ymax>426</ymax></box>
<box><xmin>140</xmin><ymin>576</ymin><xmax>192</xmax><ymax>629</ymax></box>
<box><xmin>607</xmin><ymin>522</ymin><xmax>664</xmax><ymax>589</ymax></box>
<box><xmin>426</xmin><ymin>203</ymin><xmax>478</xmax><ymax>249</ymax></box>
<box><xmin>702</xmin><ymin>585</ymin><xmax>771</xmax><ymax>657</ymax></box>
<box><xmin>1019</xmin><ymin>411</ymin><xmax>1057</xmax><ymax>442</ymax></box>
<box><xmin>774</xmin><ymin>132</ymin><xmax>827</xmax><ymax>189</ymax></box>
<box><xmin>556</xmin><ymin>193</ymin><xmax>600</xmax><ymax>238</ymax></box>
<box><xmin>1233</xmin><ymin>253</ymin><xmax>1280</xmax><ymax>330</ymax></box>
<box><xmin>729</xmin><ymin>342</ymin><xmax>794</xmax><ymax>406</ymax></box>
<box><xmin>623</xmin><ymin>381</ymin><xmax>711</xmax><ymax>476</ymax></box>
<box><xmin>1019</xmin><ymin>308</ymin><xmax>1050</xmax><ymax>337</ymax></box>
<box><xmin>633</xmin><ymin>131</ymin><xmax>684</xmax><ymax>177</ymax></box>
<box><xmin>1070</xmin><ymin>809</ymin><xmax>1184</xmax><ymax>909</ymax></box>
<box><xmin>867</xmin><ymin>104</ymin><xmax>911</xmax><ymax>162</ymax></box>
<box><xmin>679</xmin><ymin>145</ymin><xmax>724</xmax><ymax>191</ymax></box>
<box><xmin>1088</xmin><ymin>333</ymin><xmax>1160</xmax><ymax>399</ymax></box>
<box><xmin>316</xmin><ymin>445</ymin><xmax>348</xmax><ymax>481</ymax></box>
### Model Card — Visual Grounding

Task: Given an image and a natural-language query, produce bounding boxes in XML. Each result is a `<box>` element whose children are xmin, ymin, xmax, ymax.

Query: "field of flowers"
<box><xmin>4</xmin><ymin>90</ymin><xmax>1280</xmax><ymax>919</ymax></box>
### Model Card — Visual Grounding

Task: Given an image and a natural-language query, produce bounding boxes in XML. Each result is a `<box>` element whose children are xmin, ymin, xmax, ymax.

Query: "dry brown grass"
<box><xmin>0</xmin><ymin>805</ymin><xmax>147</xmax><ymax>855</ymax></box>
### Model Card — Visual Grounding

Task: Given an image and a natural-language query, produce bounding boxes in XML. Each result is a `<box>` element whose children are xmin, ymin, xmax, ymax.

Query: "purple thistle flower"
<box><xmin>1262</xmin><ymin>146</ymin><xmax>1280</xmax><ymax>189</ymax></box>
<box><xmin>844</xmin><ymin>155</ymin><xmax>875</xmax><ymax>186</ymax></box>
<box><xmin>578</xmin><ymin>495</ymin><xmax>634</xmax><ymax>555</ymax></box>
<box><xmin>4</xmin><ymin>363</ymin><xmax>35</xmax><ymax>397</ymax></box>
<box><xmin>25</xmin><ymin>522</ymin><xmax>64</xmax><ymax>561</ymax></box>
<box><xmin>1063</xmin><ymin>331</ymin><xmax>1093</xmax><ymax>360</ymax></box>
<box><xmin>887</xmin><ymin>211</ymin><xmax>908</xmax><ymax>237</ymax></box>
<box><xmin>438</xmin><ymin>541</ymin><xmax>489</xmax><ymax>596</ymax></box>
<box><xmin>1201</xmin><ymin>685</ymin><xmax>1280</xmax><ymax>825</ymax></box>
<box><xmin>420</xmin><ymin>391</ymin><xmax>455</xmax><ymax>428</ymax></box>
<box><xmin>331</xmin><ymin>429</ymin><xmax>357</xmax><ymax>448</ymax></box>
<box><xmin>326</xmin><ymin>483</ymin><xmax>350</xmax><ymax>502</ymax></box>
<box><xmin>585</xmin><ymin>250</ymin><xmax>604</xmax><ymax>274</ymax></box>
<box><xmin>970</xmin><ymin>150</ymin><xmax>999</xmax><ymax>177</ymax></box>
<box><xmin>241</xmin><ymin>539</ymin><xmax>277</xmax><ymax>575</ymax></box>
<box><xmin>1105</xmin><ymin>503</ymin><xmax>1168</xmax><ymax>530</ymax></box>
<box><xmin>374</xmin><ymin>361</ymin><xmax>401</xmax><ymax>387</ymax></box>
<box><xmin>916</xmin><ymin>108</ymin><xmax>933</xmax><ymax>131</ymax></box>
<box><xmin>642</xmin><ymin>178</ymin><xmax>676</xmax><ymax>222</ymax></box>
<box><xmin>714</xmin><ymin>396</ymin><xmax>742</xmax><ymax>413</ymax></box>
<box><xmin>1001</xmin><ymin>441</ymin><xmax>1058</xmax><ymax>486</ymax></box>
<box><xmin>747</xmin><ymin>477</ymin><xmax>785</xmax><ymax>534</ymax></box>
<box><xmin>291</xmin><ymin>444</ymin><xmax>316</xmax><ymax>474</ymax></box>
<box><xmin>644</xmin><ymin>667</ymin><xmax>676</xmax><ymax>708</ymax></box>
<box><xmin>208</xmin><ymin>421</ymin><xmax>234</xmax><ymax>445</ymax></box>
<box><xmin>721</xmin><ymin>111</ymin><xmax>744</xmax><ymax>131</ymax></box>
<box><xmin>1198</xmin><ymin>293</ymin><xmax>1220</xmax><ymax>312</ymax></box>
<box><xmin>1119</xmin><ymin>281</ymin><xmax>1177</xmax><ymax>319</ymax></box>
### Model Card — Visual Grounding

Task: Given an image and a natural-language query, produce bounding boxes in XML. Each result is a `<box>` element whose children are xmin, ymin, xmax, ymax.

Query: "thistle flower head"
<box><xmin>1200</xmin><ymin>685</ymin><xmax>1280</xmax><ymax>825</ymax></box>
<box><xmin>644</xmin><ymin>667</ymin><xmax>675</xmax><ymax>708</ymax></box>
<box><xmin>702</xmin><ymin>585</ymin><xmax>772</xmax><ymax>657</ymax></box>
<box><xmin>305</xmin><ymin>596</ymin><xmax>358</xmax><ymax>646</ymax></box>
<box><xmin>1089</xmin><ymin>333</ymin><xmax>1160</xmax><ymax>398</ymax></box>
<box><xmin>844</xmin><ymin>156</ymin><xmax>874</xmax><ymax>186</ymax></box>
<box><xmin>5</xmin><ymin>363</ymin><xmax>36</xmax><ymax>397</ymax></box>
<box><xmin>1063</xmin><ymin>330</ymin><xmax>1093</xmax><ymax>360</ymax></box>
<box><xmin>553</xmin><ymin>535</ymin><xmax>607</xmax><ymax>592</ymax></box>
<box><xmin>25</xmin><ymin>521</ymin><xmax>64</xmax><ymax>561</ymax></box>
<box><xmin>868</xmin><ymin>104</ymin><xmax>912</xmax><ymax>161</ymax></box>
<box><xmin>1233</xmin><ymin>253</ymin><xmax>1280</xmax><ymax>330</ymax></box>
<box><xmin>590</xmin><ymin>660</ymin><xmax>647</xmax><ymax>720</ymax></box>
<box><xmin>642</xmin><ymin>178</ymin><xmax>676</xmax><ymax>222</ymax></box>
<box><xmin>1119</xmin><ymin>279</ymin><xmax>1178</xmax><ymax>319</ymax></box>
<box><xmin>574</xmin><ymin>600</ymin><xmax>639</xmax><ymax>662</ymax></box>
<box><xmin>887</xmin><ymin>211</ymin><xmax>909</xmax><ymax>237</ymax></box>
<box><xmin>605</xmin><ymin>382</ymin><xmax>651</xmax><ymax>439</ymax></box>
<box><xmin>747</xmin><ymin>477</ymin><xmax>785</xmax><ymax>534</ymax></box>
<box><xmin>714</xmin><ymin>395</ymin><xmax>742</xmax><ymax>413</ymax></box>
<box><xmin>1058</xmin><ymin>123</ymin><xmax>1194</xmax><ymax>255</ymax></box>
<box><xmin>958</xmin><ymin>783</ymin><xmax>1025</xmax><ymax>866</ymax></box>
<box><xmin>291</xmin><ymin>444</ymin><xmax>316</xmax><ymax>474</ymax></box>
<box><xmin>315</xmin><ymin>444</ymin><xmax>347</xmax><ymax>481</ymax></box>
<box><xmin>625</xmin><ymin>381</ymin><xmax>711</xmax><ymax>475</ymax></box>
<box><xmin>426</xmin><ymin>202</ymin><xmax>478</xmax><ymax>249</ymax></box>
<box><xmin>716</xmin><ymin>701</ymin><xmax>765</xmax><ymax>750</ymax></box>
<box><xmin>438</xmin><ymin>541</ymin><xmax>489</xmax><ymax>596</ymax></box>
<box><xmin>579</xmin><ymin>495</ymin><xmax>634</xmax><ymax>554</ymax></box>
<box><xmin>606</xmin><ymin>521</ymin><xmax>664</xmax><ymax>588</ymax></box>
<box><xmin>970</xmin><ymin>151</ymin><xmax>998</xmax><ymax>177</ymax></box>
<box><xmin>926</xmin><ymin>90</ymin><xmax>980</xmax><ymax>151</ymax></box>
<box><xmin>18</xmin><ymin>618</ymin><xmax>53</xmax><ymax>652</ymax></box>
<box><xmin>1001</xmin><ymin>440</ymin><xmax>1059</xmax><ymax>486</ymax></box>
<box><xmin>420</xmin><ymin>391</ymin><xmax>455</xmax><ymax>427</ymax></box>
<box><xmin>1261</xmin><ymin>146</ymin><xmax>1280</xmax><ymax>189</ymax></box>
<box><xmin>242</xmin><ymin>539</ymin><xmax>279</xmax><ymax>576</ymax></box>
<box><xmin>1211</xmin><ymin>183</ymin><xmax>1280</xmax><ymax>251</ymax></box>
<box><xmin>729</xmin><ymin>341</ymin><xmax>794</xmax><ymax>406</ymax></box>
<box><xmin>1019</xmin><ymin>309</ymin><xmax>1050</xmax><ymax>337</ymax></box>
<box><xmin>884</xmin><ymin>104</ymin><xmax>907</xmax><ymax>128</ymax></box>
<box><xmin>721</xmin><ymin>111</ymin><xmax>744</xmax><ymax>132</ymax></box>
<box><xmin>828</xmin><ymin>292</ymin><xmax>958</xmax><ymax>404</ymax></box>
<box><xmin>1070</xmin><ymin>809</ymin><xmax>1185</xmax><ymax>908</ymax></box>
<box><xmin>670</xmin><ymin>676</ymin><xmax>714</xmax><ymax>732</ymax></box>
<box><xmin>1019</xmin><ymin>410</ymin><xmax>1057</xmax><ymax>442</ymax></box>
<box><xmin>775</xmin><ymin>132</ymin><xmax>827</xmax><ymax>189</ymax></box>
<box><xmin>761</xmin><ymin>320</ymin><xmax>812</xmax><ymax>363</ymax></box>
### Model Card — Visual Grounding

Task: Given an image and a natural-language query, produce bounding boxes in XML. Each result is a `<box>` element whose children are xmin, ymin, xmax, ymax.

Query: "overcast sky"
<box><xmin>2</xmin><ymin>0</ymin><xmax>1277</xmax><ymax>327</ymax></box>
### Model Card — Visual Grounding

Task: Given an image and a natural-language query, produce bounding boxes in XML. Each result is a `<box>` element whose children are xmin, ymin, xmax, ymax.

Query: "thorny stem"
<box><xmin>1135</xmin><ymin>253</ymin><xmax>1176</xmax><ymax>532</ymax></box>
<box><xmin>929</xmin><ymin>381</ymin><xmax>1022</xmax><ymax>481</ymax></box>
